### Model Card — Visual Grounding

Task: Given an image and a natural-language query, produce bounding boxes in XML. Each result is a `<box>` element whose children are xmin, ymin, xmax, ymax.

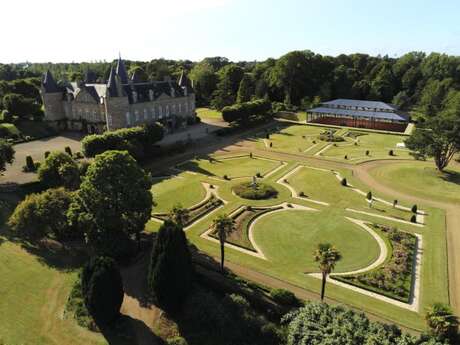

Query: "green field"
<box><xmin>151</xmin><ymin>172</ymin><xmax>206</xmax><ymax>213</ymax></box>
<box><xmin>180</xmin><ymin>155</ymin><xmax>281</xmax><ymax>179</ymax></box>
<box><xmin>253</xmin><ymin>209</ymin><xmax>380</xmax><ymax>273</ymax></box>
<box><xmin>195</xmin><ymin>107</ymin><xmax>222</xmax><ymax>120</ymax></box>
<box><xmin>368</xmin><ymin>161</ymin><xmax>460</xmax><ymax>205</ymax></box>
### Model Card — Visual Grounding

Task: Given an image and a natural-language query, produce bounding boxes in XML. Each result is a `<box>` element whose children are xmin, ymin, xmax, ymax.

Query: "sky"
<box><xmin>1</xmin><ymin>0</ymin><xmax>460</xmax><ymax>63</ymax></box>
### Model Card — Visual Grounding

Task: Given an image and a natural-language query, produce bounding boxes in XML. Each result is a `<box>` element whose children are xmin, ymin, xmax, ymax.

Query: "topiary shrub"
<box><xmin>411</xmin><ymin>205</ymin><xmax>418</xmax><ymax>213</ymax></box>
<box><xmin>233</xmin><ymin>182</ymin><xmax>278</xmax><ymax>200</ymax></box>
<box><xmin>44</xmin><ymin>151</ymin><xmax>50</xmax><ymax>159</ymax></box>
<box><xmin>65</xmin><ymin>146</ymin><xmax>73</xmax><ymax>156</ymax></box>
<box><xmin>23</xmin><ymin>155</ymin><xmax>36</xmax><ymax>172</ymax></box>
<box><xmin>389</xmin><ymin>150</ymin><xmax>394</xmax><ymax>156</ymax></box>
<box><xmin>341</xmin><ymin>178</ymin><xmax>347</xmax><ymax>186</ymax></box>
<box><xmin>365</xmin><ymin>150</ymin><xmax>370</xmax><ymax>156</ymax></box>
<box><xmin>270</xmin><ymin>288</ymin><xmax>300</xmax><ymax>307</ymax></box>
<box><xmin>344</xmin><ymin>155</ymin><xmax>348</xmax><ymax>160</ymax></box>
<box><xmin>299</xmin><ymin>191</ymin><xmax>305</xmax><ymax>197</ymax></box>
<box><xmin>366</xmin><ymin>191</ymin><xmax>372</xmax><ymax>201</ymax></box>
<box><xmin>81</xmin><ymin>256</ymin><xmax>124</xmax><ymax>327</ymax></box>
<box><xmin>223</xmin><ymin>174</ymin><xmax>229</xmax><ymax>180</ymax></box>
<box><xmin>256</xmin><ymin>172</ymin><xmax>262</xmax><ymax>178</ymax></box>
<box><xmin>410</xmin><ymin>215</ymin><xmax>417</xmax><ymax>223</ymax></box>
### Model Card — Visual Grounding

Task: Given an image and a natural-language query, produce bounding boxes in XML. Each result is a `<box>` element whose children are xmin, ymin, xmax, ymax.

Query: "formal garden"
<box><xmin>144</xmin><ymin>151</ymin><xmax>449</xmax><ymax>331</ymax></box>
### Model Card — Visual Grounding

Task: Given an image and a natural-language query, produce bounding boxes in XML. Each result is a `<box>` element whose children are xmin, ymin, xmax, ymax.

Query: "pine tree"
<box><xmin>148</xmin><ymin>220</ymin><xmax>193</xmax><ymax>312</ymax></box>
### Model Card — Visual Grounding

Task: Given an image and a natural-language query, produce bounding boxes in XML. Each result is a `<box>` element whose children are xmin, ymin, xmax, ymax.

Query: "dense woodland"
<box><xmin>1</xmin><ymin>51</ymin><xmax>460</xmax><ymax>121</ymax></box>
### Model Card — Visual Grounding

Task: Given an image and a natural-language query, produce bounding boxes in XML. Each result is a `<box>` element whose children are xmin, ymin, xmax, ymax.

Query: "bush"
<box><xmin>222</xmin><ymin>99</ymin><xmax>272</xmax><ymax>124</ymax></box>
<box><xmin>23</xmin><ymin>155</ymin><xmax>38</xmax><ymax>172</ymax></box>
<box><xmin>299</xmin><ymin>191</ymin><xmax>305</xmax><ymax>196</ymax></box>
<box><xmin>341</xmin><ymin>178</ymin><xmax>347</xmax><ymax>186</ymax></box>
<box><xmin>65</xmin><ymin>146</ymin><xmax>72</xmax><ymax>156</ymax></box>
<box><xmin>366</xmin><ymin>150</ymin><xmax>370</xmax><ymax>156</ymax></box>
<box><xmin>167</xmin><ymin>337</ymin><xmax>188</xmax><ymax>345</ymax></box>
<box><xmin>389</xmin><ymin>149</ymin><xmax>394</xmax><ymax>156</ymax></box>
<box><xmin>44</xmin><ymin>151</ymin><xmax>50</xmax><ymax>159</ymax></box>
<box><xmin>233</xmin><ymin>182</ymin><xmax>278</xmax><ymax>200</ymax></box>
<box><xmin>74</xmin><ymin>151</ymin><xmax>84</xmax><ymax>159</ymax></box>
<box><xmin>366</xmin><ymin>191</ymin><xmax>372</xmax><ymax>200</ymax></box>
<box><xmin>344</xmin><ymin>155</ymin><xmax>348</xmax><ymax>160</ymax></box>
<box><xmin>38</xmin><ymin>151</ymin><xmax>80</xmax><ymax>189</ymax></box>
<box><xmin>223</xmin><ymin>174</ymin><xmax>229</xmax><ymax>180</ymax></box>
<box><xmin>410</xmin><ymin>215</ymin><xmax>417</xmax><ymax>223</ymax></box>
<box><xmin>82</xmin><ymin>257</ymin><xmax>124</xmax><ymax>327</ymax></box>
<box><xmin>256</xmin><ymin>172</ymin><xmax>261</xmax><ymax>178</ymax></box>
<box><xmin>82</xmin><ymin>123</ymin><xmax>164</xmax><ymax>159</ymax></box>
<box><xmin>270</xmin><ymin>288</ymin><xmax>300</xmax><ymax>307</ymax></box>
<box><xmin>411</xmin><ymin>204</ymin><xmax>418</xmax><ymax>213</ymax></box>
<box><xmin>195</xmin><ymin>116</ymin><xmax>201</xmax><ymax>123</ymax></box>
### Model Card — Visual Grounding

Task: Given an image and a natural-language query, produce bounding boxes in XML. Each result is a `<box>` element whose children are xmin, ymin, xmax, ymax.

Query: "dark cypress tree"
<box><xmin>148</xmin><ymin>220</ymin><xmax>193</xmax><ymax>312</ymax></box>
<box><xmin>81</xmin><ymin>256</ymin><xmax>124</xmax><ymax>327</ymax></box>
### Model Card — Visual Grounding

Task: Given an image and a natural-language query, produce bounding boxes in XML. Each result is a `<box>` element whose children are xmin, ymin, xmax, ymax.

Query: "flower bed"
<box><xmin>334</xmin><ymin>224</ymin><xmax>417</xmax><ymax>303</ymax></box>
<box><xmin>233</xmin><ymin>182</ymin><xmax>278</xmax><ymax>200</ymax></box>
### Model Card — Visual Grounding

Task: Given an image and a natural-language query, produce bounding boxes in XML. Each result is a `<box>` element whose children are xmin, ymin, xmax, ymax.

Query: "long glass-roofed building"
<box><xmin>306</xmin><ymin>99</ymin><xmax>409</xmax><ymax>132</ymax></box>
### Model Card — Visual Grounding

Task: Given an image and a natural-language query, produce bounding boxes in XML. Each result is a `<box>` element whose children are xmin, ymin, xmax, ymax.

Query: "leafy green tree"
<box><xmin>313</xmin><ymin>243</ymin><xmax>341</xmax><ymax>301</ymax></box>
<box><xmin>8</xmin><ymin>188</ymin><xmax>73</xmax><ymax>240</ymax></box>
<box><xmin>212</xmin><ymin>214</ymin><xmax>235</xmax><ymax>273</ymax></box>
<box><xmin>38</xmin><ymin>151</ymin><xmax>80</xmax><ymax>189</ymax></box>
<box><xmin>189</xmin><ymin>62</ymin><xmax>218</xmax><ymax>105</ymax></box>
<box><xmin>81</xmin><ymin>256</ymin><xmax>124</xmax><ymax>327</ymax></box>
<box><xmin>425</xmin><ymin>303</ymin><xmax>459</xmax><ymax>341</ymax></box>
<box><xmin>236</xmin><ymin>74</ymin><xmax>254</xmax><ymax>103</ymax></box>
<box><xmin>211</xmin><ymin>64</ymin><xmax>244</xmax><ymax>110</ymax></box>
<box><xmin>68</xmin><ymin>150</ymin><xmax>152</xmax><ymax>256</ymax></box>
<box><xmin>405</xmin><ymin>112</ymin><xmax>460</xmax><ymax>171</ymax></box>
<box><xmin>2</xmin><ymin>93</ymin><xmax>41</xmax><ymax>119</ymax></box>
<box><xmin>0</xmin><ymin>139</ymin><xmax>14</xmax><ymax>174</ymax></box>
<box><xmin>169</xmin><ymin>204</ymin><xmax>190</xmax><ymax>227</ymax></box>
<box><xmin>148</xmin><ymin>220</ymin><xmax>193</xmax><ymax>312</ymax></box>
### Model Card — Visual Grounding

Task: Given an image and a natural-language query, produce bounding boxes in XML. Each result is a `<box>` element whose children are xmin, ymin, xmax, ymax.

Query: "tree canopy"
<box><xmin>0</xmin><ymin>139</ymin><xmax>14</xmax><ymax>173</ymax></box>
<box><xmin>38</xmin><ymin>151</ymin><xmax>80</xmax><ymax>189</ymax></box>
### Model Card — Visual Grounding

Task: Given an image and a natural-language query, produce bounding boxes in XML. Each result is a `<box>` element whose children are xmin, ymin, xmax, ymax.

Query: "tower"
<box><xmin>105</xmin><ymin>66</ymin><xmax>129</xmax><ymax>130</ymax></box>
<box><xmin>40</xmin><ymin>70</ymin><xmax>66</xmax><ymax>126</ymax></box>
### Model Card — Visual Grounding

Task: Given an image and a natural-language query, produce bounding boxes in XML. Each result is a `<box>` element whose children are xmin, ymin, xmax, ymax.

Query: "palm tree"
<box><xmin>313</xmin><ymin>243</ymin><xmax>341</xmax><ymax>301</ymax></box>
<box><xmin>212</xmin><ymin>214</ymin><xmax>235</xmax><ymax>273</ymax></box>
<box><xmin>169</xmin><ymin>203</ymin><xmax>190</xmax><ymax>227</ymax></box>
<box><xmin>425</xmin><ymin>303</ymin><xmax>459</xmax><ymax>340</ymax></box>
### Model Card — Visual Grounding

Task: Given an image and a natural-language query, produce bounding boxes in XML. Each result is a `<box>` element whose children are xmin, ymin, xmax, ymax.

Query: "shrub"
<box><xmin>38</xmin><ymin>151</ymin><xmax>80</xmax><ymax>189</ymax></box>
<box><xmin>74</xmin><ymin>151</ymin><xmax>84</xmax><ymax>159</ymax></box>
<box><xmin>366</xmin><ymin>191</ymin><xmax>372</xmax><ymax>200</ymax></box>
<box><xmin>270</xmin><ymin>288</ymin><xmax>300</xmax><ymax>307</ymax></box>
<box><xmin>44</xmin><ymin>151</ymin><xmax>50</xmax><ymax>159</ymax></box>
<box><xmin>195</xmin><ymin>116</ymin><xmax>201</xmax><ymax>123</ymax></box>
<box><xmin>411</xmin><ymin>205</ymin><xmax>418</xmax><ymax>213</ymax></box>
<box><xmin>223</xmin><ymin>174</ymin><xmax>229</xmax><ymax>180</ymax></box>
<box><xmin>167</xmin><ymin>337</ymin><xmax>188</xmax><ymax>345</ymax></box>
<box><xmin>299</xmin><ymin>191</ymin><xmax>305</xmax><ymax>196</ymax></box>
<box><xmin>23</xmin><ymin>155</ymin><xmax>37</xmax><ymax>172</ymax></box>
<box><xmin>389</xmin><ymin>149</ymin><xmax>394</xmax><ymax>156</ymax></box>
<box><xmin>341</xmin><ymin>178</ymin><xmax>347</xmax><ymax>186</ymax></box>
<box><xmin>256</xmin><ymin>172</ymin><xmax>262</xmax><ymax>178</ymax></box>
<box><xmin>82</xmin><ymin>256</ymin><xmax>124</xmax><ymax>327</ymax></box>
<box><xmin>233</xmin><ymin>182</ymin><xmax>278</xmax><ymax>200</ymax></box>
<box><xmin>65</xmin><ymin>146</ymin><xmax>72</xmax><ymax>156</ymax></box>
<box><xmin>366</xmin><ymin>150</ymin><xmax>370</xmax><ymax>156</ymax></box>
<box><xmin>344</xmin><ymin>155</ymin><xmax>348</xmax><ymax>160</ymax></box>
<box><xmin>410</xmin><ymin>215</ymin><xmax>417</xmax><ymax>223</ymax></box>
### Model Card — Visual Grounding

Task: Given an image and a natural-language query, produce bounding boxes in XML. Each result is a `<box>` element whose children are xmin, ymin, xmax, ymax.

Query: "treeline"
<box><xmin>2</xmin><ymin>51</ymin><xmax>460</xmax><ymax>120</ymax></box>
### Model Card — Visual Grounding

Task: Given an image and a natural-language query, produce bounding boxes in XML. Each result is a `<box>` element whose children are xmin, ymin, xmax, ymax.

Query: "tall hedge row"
<box><xmin>82</xmin><ymin>123</ymin><xmax>164</xmax><ymax>159</ymax></box>
<box><xmin>222</xmin><ymin>99</ymin><xmax>272</xmax><ymax>123</ymax></box>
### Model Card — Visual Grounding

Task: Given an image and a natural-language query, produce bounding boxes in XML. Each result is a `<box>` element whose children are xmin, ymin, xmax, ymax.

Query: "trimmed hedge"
<box><xmin>222</xmin><ymin>99</ymin><xmax>272</xmax><ymax>123</ymax></box>
<box><xmin>82</xmin><ymin>123</ymin><xmax>164</xmax><ymax>159</ymax></box>
<box><xmin>233</xmin><ymin>182</ymin><xmax>278</xmax><ymax>200</ymax></box>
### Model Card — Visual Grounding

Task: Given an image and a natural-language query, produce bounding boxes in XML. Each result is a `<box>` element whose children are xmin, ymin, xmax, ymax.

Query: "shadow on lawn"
<box><xmin>440</xmin><ymin>169</ymin><xmax>460</xmax><ymax>186</ymax></box>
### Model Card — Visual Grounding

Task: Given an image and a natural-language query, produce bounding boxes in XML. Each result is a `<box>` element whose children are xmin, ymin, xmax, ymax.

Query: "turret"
<box><xmin>40</xmin><ymin>70</ymin><xmax>65</xmax><ymax>124</ymax></box>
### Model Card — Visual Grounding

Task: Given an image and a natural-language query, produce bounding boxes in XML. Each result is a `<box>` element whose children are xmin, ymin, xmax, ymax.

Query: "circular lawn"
<box><xmin>252</xmin><ymin>210</ymin><xmax>381</xmax><ymax>273</ymax></box>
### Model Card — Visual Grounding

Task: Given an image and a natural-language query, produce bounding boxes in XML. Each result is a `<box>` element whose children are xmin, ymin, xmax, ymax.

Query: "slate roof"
<box><xmin>123</xmin><ymin>81</ymin><xmax>186</xmax><ymax>104</ymax></box>
<box><xmin>107</xmin><ymin>66</ymin><xmax>118</xmax><ymax>97</ymax></box>
<box><xmin>116</xmin><ymin>56</ymin><xmax>128</xmax><ymax>84</ymax></box>
<box><xmin>307</xmin><ymin>106</ymin><xmax>408</xmax><ymax>122</ymax></box>
<box><xmin>322</xmin><ymin>99</ymin><xmax>397</xmax><ymax>111</ymax></box>
<box><xmin>42</xmin><ymin>70</ymin><xmax>60</xmax><ymax>93</ymax></box>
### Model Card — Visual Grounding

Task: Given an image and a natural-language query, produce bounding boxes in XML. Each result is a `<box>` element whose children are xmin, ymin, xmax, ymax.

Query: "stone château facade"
<box><xmin>40</xmin><ymin>56</ymin><xmax>196</xmax><ymax>133</ymax></box>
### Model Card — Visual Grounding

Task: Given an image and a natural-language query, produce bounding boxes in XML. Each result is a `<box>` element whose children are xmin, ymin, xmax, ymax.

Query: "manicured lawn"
<box><xmin>368</xmin><ymin>161</ymin><xmax>460</xmax><ymax>205</ymax></box>
<box><xmin>252</xmin><ymin>209</ymin><xmax>380</xmax><ymax>273</ymax></box>
<box><xmin>253</xmin><ymin>125</ymin><xmax>324</xmax><ymax>153</ymax></box>
<box><xmin>317</xmin><ymin>131</ymin><xmax>412</xmax><ymax>162</ymax></box>
<box><xmin>196</xmin><ymin>107</ymin><xmax>222</xmax><ymax>120</ymax></box>
<box><xmin>151</xmin><ymin>172</ymin><xmax>207</xmax><ymax>213</ymax></box>
<box><xmin>180</xmin><ymin>155</ymin><xmax>281</xmax><ymax>179</ymax></box>
<box><xmin>0</xmin><ymin>240</ymin><xmax>105</xmax><ymax>345</ymax></box>
<box><xmin>288</xmin><ymin>166</ymin><xmax>415</xmax><ymax>221</ymax></box>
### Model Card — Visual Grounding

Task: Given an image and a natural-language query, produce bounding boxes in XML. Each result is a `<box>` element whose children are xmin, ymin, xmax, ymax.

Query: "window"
<box><xmin>185</xmin><ymin>102</ymin><xmax>188</xmax><ymax>112</ymax></box>
<box><xmin>151</xmin><ymin>107</ymin><xmax>155</xmax><ymax>118</ymax></box>
<box><xmin>132</xmin><ymin>91</ymin><xmax>138</xmax><ymax>103</ymax></box>
<box><xmin>144</xmin><ymin>108</ymin><xmax>148</xmax><ymax>120</ymax></box>
<box><xmin>166</xmin><ymin>105</ymin><xmax>170</xmax><ymax>116</ymax></box>
<box><xmin>92</xmin><ymin>110</ymin><xmax>96</xmax><ymax>121</ymax></box>
<box><xmin>135</xmin><ymin>110</ymin><xmax>139</xmax><ymax>122</ymax></box>
<box><xmin>159</xmin><ymin>105</ymin><xmax>163</xmax><ymax>118</ymax></box>
<box><xmin>126</xmin><ymin>112</ymin><xmax>131</xmax><ymax>125</ymax></box>
<box><xmin>149</xmin><ymin>89</ymin><xmax>154</xmax><ymax>101</ymax></box>
<box><xmin>172</xmin><ymin>104</ymin><xmax>176</xmax><ymax>114</ymax></box>
<box><xmin>178</xmin><ymin>103</ymin><xmax>182</xmax><ymax>113</ymax></box>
